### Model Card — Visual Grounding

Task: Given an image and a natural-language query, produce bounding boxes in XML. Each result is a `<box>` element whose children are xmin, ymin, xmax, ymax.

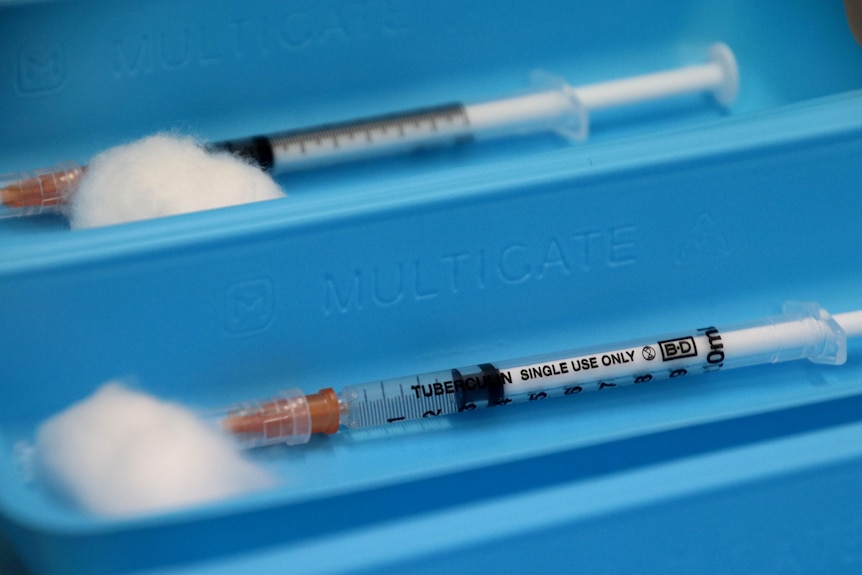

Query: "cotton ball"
<box><xmin>66</xmin><ymin>134</ymin><xmax>285</xmax><ymax>229</ymax></box>
<box><xmin>35</xmin><ymin>383</ymin><xmax>275</xmax><ymax>516</ymax></box>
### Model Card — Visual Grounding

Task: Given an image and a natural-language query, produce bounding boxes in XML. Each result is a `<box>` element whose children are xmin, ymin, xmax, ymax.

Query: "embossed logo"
<box><xmin>111</xmin><ymin>3</ymin><xmax>415</xmax><ymax>79</ymax></box>
<box><xmin>677</xmin><ymin>213</ymin><xmax>730</xmax><ymax>264</ymax></box>
<box><xmin>225</xmin><ymin>279</ymin><xmax>274</xmax><ymax>334</ymax></box>
<box><xmin>324</xmin><ymin>225</ymin><xmax>638</xmax><ymax>315</ymax></box>
<box><xmin>16</xmin><ymin>43</ymin><xmax>66</xmax><ymax>94</ymax></box>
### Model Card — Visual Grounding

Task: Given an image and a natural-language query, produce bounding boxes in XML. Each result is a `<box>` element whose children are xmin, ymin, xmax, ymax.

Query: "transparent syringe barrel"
<box><xmin>338</xmin><ymin>371</ymin><xmax>466</xmax><ymax>430</ymax></box>
<box><xmin>265</xmin><ymin>88</ymin><xmax>585</xmax><ymax>172</ymax></box>
<box><xmin>267</xmin><ymin>103</ymin><xmax>474</xmax><ymax>172</ymax></box>
<box><xmin>337</xmin><ymin>302</ymin><xmax>846</xmax><ymax>431</ymax></box>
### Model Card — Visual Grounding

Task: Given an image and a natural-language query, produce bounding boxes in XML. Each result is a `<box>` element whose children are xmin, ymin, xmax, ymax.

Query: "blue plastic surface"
<box><xmin>2</xmin><ymin>1</ymin><xmax>862</xmax><ymax>573</ymax></box>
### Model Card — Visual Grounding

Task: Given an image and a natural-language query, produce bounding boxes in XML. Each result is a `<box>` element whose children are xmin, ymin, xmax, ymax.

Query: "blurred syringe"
<box><xmin>219</xmin><ymin>302</ymin><xmax>861</xmax><ymax>448</ymax></box>
<box><xmin>1</xmin><ymin>43</ymin><xmax>738</xmax><ymax>218</ymax></box>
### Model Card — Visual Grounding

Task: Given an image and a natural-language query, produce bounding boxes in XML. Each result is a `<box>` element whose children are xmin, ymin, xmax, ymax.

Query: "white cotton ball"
<box><xmin>35</xmin><ymin>383</ymin><xmax>275</xmax><ymax>516</ymax></box>
<box><xmin>66</xmin><ymin>134</ymin><xmax>285</xmax><ymax>229</ymax></box>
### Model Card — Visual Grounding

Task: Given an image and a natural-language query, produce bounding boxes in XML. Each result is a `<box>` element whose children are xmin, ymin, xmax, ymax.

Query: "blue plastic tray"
<box><xmin>2</xmin><ymin>1</ymin><xmax>862</xmax><ymax>573</ymax></box>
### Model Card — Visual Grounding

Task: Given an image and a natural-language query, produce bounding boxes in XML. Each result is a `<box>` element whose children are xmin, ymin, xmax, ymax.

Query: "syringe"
<box><xmin>1</xmin><ymin>44</ymin><xmax>738</xmax><ymax>218</ymax></box>
<box><xmin>219</xmin><ymin>302</ymin><xmax>862</xmax><ymax>448</ymax></box>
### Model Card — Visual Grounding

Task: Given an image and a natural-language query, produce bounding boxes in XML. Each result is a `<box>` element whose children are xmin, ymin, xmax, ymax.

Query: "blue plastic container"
<box><xmin>2</xmin><ymin>1</ymin><xmax>862</xmax><ymax>573</ymax></box>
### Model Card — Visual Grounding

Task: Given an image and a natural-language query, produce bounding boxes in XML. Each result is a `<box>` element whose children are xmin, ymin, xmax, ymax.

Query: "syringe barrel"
<box><xmin>337</xmin><ymin>302</ymin><xmax>847</xmax><ymax>430</ymax></box>
<box><xmin>337</xmin><ymin>366</ymin><xmax>505</xmax><ymax>430</ymax></box>
<box><xmin>258</xmin><ymin>90</ymin><xmax>586</xmax><ymax>173</ymax></box>
<box><xmin>219</xmin><ymin>303</ymin><xmax>847</xmax><ymax>447</ymax></box>
<box><xmin>465</xmin><ymin>89</ymin><xmax>587</xmax><ymax>141</ymax></box>
<box><xmin>0</xmin><ymin>162</ymin><xmax>84</xmax><ymax>218</ymax></box>
<box><xmin>261</xmin><ymin>103</ymin><xmax>474</xmax><ymax>173</ymax></box>
<box><xmin>485</xmin><ymin>302</ymin><xmax>846</xmax><ymax>402</ymax></box>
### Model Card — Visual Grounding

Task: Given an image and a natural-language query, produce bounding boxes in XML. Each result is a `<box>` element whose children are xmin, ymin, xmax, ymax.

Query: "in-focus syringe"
<box><xmin>0</xmin><ymin>43</ymin><xmax>738</xmax><ymax>218</ymax></box>
<box><xmin>219</xmin><ymin>302</ymin><xmax>862</xmax><ymax>448</ymax></box>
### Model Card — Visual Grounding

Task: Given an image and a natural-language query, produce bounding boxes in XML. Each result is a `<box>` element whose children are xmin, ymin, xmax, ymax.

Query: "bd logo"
<box><xmin>17</xmin><ymin>43</ymin><xmax>66</xmax><ymax>94</ymax></box>
<box><xmin>658</xmin><ymin>336</ymin><xmax>698</xmax><ymax>361</ymax></box>
<box><xmin>225</xmin><ymin>279</ymin><xmax>274</xmax><ymax>334</ymax></box>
